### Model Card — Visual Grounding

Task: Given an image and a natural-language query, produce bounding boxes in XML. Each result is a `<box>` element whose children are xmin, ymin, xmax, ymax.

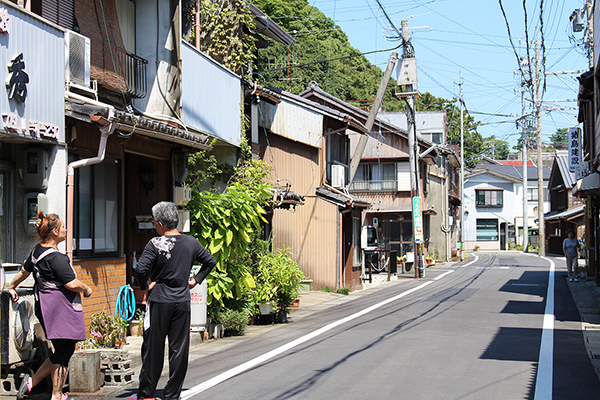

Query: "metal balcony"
<box><xmin>349</xmin><ymin>180</ymin><xmax>397</xmax><ymax>192</ymax></box>
<box><xmin>124</xmin><ymin>51</ymin><xmax>148</xmax><ymax>99</ymax></box>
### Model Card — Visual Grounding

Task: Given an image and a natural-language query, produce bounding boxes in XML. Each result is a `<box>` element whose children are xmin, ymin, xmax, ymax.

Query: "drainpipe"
<box><xmin>66</xmin><ymin>108</ymin><xmax>118</xmax><ymax>262</ymax></box>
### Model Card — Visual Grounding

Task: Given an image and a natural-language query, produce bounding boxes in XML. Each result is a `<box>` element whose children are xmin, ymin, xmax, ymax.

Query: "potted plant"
<box><xmin>216</xmin><ymin>308</ymin><xmax>249</xmax><ymax>336</ymax></box>
<box><xmin>88</xmin><ymin>311</ymin><xmax>128</xmax><ymax>348</ymax></box>
<box><xmin>425</xmin><ymin>256</ymin><xmax>435</xmax><ymax>266</ymax></box>
<box><xmin>128</xmin><ymin>308</ymin><xmax>145</xmax><ymax>337</ymax></box>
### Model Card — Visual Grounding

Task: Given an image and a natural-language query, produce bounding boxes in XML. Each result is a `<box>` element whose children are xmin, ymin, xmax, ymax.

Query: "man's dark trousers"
<box><xmin>138</xmin><ymin>301</ymin><xmax>191</xmax><ymax>400</ymax></box>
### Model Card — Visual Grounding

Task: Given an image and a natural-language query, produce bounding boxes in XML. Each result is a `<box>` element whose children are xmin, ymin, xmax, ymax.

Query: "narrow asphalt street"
<box><xmin>95</xmin><ymin>252</ymin><xmax>600</xmax><ymax>400</ymax></box>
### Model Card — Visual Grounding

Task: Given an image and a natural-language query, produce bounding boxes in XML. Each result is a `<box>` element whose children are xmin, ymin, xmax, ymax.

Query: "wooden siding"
<box><xmin>272</xmin><ymin>197</ymin><xmax>338</xmax><ymax>290</ymax></box>
<box><xmin>349</xmin><ymin>129</ymin><xmax>409</xmax><ymax>160</ymax></box>
<box><xmin>260</xmin><ymin>131</ymin><xmax>339</xmax><ymax>289</ymax></box>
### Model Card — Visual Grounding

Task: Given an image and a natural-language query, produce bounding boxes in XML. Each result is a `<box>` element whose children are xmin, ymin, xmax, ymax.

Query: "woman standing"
<box><xmin>8</xmin><ymin>212</ymin><xmax>92</xmax><ymax>400</ymax></box>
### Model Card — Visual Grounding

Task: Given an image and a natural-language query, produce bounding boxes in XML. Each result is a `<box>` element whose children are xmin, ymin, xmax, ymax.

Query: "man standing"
<box><xmin>132</xmin><ymin>201</ymin><xmax>216</xmax><ymax>400</ymax></box>
<box><xmin>563</xmin><ymin>228</ymin><xmax>581</xmax><ymax>282</ymax></box>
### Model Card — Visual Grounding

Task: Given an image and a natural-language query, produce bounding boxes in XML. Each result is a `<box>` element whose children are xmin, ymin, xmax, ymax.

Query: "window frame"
<box><xmin>475</xmin><ymin>189</ymin><xmax>503</xmax><ymax>207</ymax></box>
<box><xmin>72</xmin><ymin>156</ymin><xmax>122</xmax><ymax>259</ymax></box>
<box><xmin>351</xmin><ymin>162</ymin><xmax>397</xmax><ymax>192</ymax></box>
<box><xmin>476</xmin><ymin>219</ymin><xmax>499</xmax><ymax>241</ymax></box>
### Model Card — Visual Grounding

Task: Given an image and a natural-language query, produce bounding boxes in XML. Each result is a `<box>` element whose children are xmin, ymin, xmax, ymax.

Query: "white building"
<box><xmin>464</xmin><ymin>164</ymin><xmax>550</xmax><ymax>251</ymax></box>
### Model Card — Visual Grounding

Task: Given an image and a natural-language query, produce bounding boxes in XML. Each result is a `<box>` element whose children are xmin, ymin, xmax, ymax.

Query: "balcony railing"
<box><xmin>123</xmin><ymin>51</ymin><xmax>148</xmax><ymax>99</ymax></box>
<box><xmin>349</xmin><ymin>180</ymin><xmax>397</xmax><ymax>192</ymax></box>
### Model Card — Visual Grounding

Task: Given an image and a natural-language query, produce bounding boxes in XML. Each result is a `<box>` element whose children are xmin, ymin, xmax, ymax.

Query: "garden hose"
<box><xmin>115</xmin><ymin>284</ymin><xmax>136</xmax><ymax>321</ymax></box>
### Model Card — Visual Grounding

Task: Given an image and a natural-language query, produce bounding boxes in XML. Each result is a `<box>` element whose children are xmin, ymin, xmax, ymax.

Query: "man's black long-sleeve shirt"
<box><xmin>136</xmin><ymin>234</ymin><xmax>216</xmax><ymax>303</ymax></box>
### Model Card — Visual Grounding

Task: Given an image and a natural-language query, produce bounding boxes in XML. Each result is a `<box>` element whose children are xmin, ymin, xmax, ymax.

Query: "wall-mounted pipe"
<box><xmin>66</xmin><ymin>107</ymin><xmax>117</xmax><ymax>262</ymax></box>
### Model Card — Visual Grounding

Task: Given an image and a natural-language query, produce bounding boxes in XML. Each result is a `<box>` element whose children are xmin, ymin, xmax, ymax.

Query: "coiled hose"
<box><xmin>115</xmin><ymin>284</ymin><xmax>136</xmax><ymax>321</ymax></box>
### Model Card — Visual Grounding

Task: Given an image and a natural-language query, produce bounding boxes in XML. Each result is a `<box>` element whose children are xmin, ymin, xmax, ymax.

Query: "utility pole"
<box><xmin>348</xmin><ymin>52</ymin><xmax>398</xmax><ymax>185</ymax></box>
<box><xmin>520</xmin><ymin>57</ymin><xmax>528</xmax><ymax>253</ymax></box>
<box><xmin>396</xmin><ymin>19</ymin><xmax>424</xmax><ymax>278</ymax></box>
<box><xmin>459</xmin><ymin>72</ymin><xmax>464</xmax><ymax>260</ymax></box>
<box><xmin>585</xmin><ymin>0</ymin><xmax>594</xmax><ymax>69</ymax></box>
<box><xmin>535</xmin><ymin>35</ymin><xmax>545</xmax><ymax>256</ymax></box>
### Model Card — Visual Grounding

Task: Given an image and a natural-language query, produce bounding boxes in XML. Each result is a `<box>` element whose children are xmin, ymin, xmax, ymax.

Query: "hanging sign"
<box><xmin>568</xmin><ymin>127</ymin><xmax>581</xmax><ymax>173</ymax></box>
<box><xmin>412</xmin><ymin>196</ymin><xmax>424</xmax><ymax>244</ymax></box>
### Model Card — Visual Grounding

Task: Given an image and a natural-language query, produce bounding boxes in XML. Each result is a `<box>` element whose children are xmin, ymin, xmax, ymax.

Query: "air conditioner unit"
<box><xmin>331</xmin><ymin>165</ymin><xmax>345</xmax><ymax>188</ymax></box>
<box><xmin>1</xmin><ymin>290</ymin><xmax>37</xmax><ymax>367</ymax></box>
<box><xmin>65</xmin><ymin>30</ymin><xmax>94</xmax><ymax>95</ymax></box>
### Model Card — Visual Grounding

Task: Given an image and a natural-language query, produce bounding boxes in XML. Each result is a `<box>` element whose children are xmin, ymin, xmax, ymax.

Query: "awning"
<box><xmin>66</xmin><ymin>94</ymin><xmax>212</xmax><ymax>151</ymax></box>
<box><xmin>544</xmin><ymin>205</ymin><xmax>585</xmax><ymax>221</ymax></box>
<box><xmin>574</xmin><ymin>172</ymin><xmax>600</xmax><ymax>196</ymax></box>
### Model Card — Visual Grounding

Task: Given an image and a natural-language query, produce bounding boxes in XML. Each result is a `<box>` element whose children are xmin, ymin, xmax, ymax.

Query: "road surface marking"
<box><xmin>511</xmin><ymin>283</ymin><xmax>541</xmax><ymax>287</ymax></box>
<box><xmin>434</xmin><ymin>270</ymin><xmax>454</xmax><ymax>280</ymax></box>
<box><xmin>181</xmin><ymin>280</ymin><xmax>435</xmax><ymax>398</ymax></box>
<box><xmin>458</xmin><ymin>254</ymin><xmax>479</xmax><ymax>268</ymax></box>
<box><xmin>533</xmin><ymin>255</ymin><xmax>555</xmax><ymax>400</ymax></box>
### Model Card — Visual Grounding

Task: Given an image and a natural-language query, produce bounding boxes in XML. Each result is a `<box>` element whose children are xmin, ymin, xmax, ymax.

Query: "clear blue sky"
<box><xmin>310</xmin><ymin>0</ymin><xmax>587</xmax><ymax>151</ymax></box>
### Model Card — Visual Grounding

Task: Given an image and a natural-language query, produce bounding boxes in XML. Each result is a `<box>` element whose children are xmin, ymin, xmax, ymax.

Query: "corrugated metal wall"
<box><xmin>181</xmin><ymin>42</ymin><xmax>242</xmax><ymax>146</ymax></box>
<box><xmin>262</xmin><ymin>132</ymin><xmax>339</xmax><ymax>289</ymax></box>
<box><xmin>260</xmin><ymin>99</ymin><xmax>323</xmax><ymax>148</ymax></box>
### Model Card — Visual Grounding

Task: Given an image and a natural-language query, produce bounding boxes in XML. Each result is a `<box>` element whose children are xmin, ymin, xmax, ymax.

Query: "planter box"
<box><xmin>299</xmin><ymin>279</ymin><xmax>313</xmax><ymax>292</ymax></box>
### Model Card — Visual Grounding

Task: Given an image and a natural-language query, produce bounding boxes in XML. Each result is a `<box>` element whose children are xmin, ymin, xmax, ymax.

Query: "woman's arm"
<box><xmin>8</xmin><ymin>268</ymin><xmax>32</xmax><ymax>302</ymax></box>
<box><xmin>64</xmin><ymin>279</ymin><xmax>92</xmax><ymax>297</ymax></box>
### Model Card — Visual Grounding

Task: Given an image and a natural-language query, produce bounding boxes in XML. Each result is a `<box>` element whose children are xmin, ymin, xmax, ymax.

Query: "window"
<box><xmin>527</xmin><ymin>187</ymin><xmax>549</xmax><ymax>202</ymax></box>
<box><xmin>351</xmin><ymin>163</ymin><xmax>396</xmax><ymax>191</ymax></box>
<box><xmin>352</xmin><ymin>216</ymin><xmax>362</xmax><ymax>266</ymax></box>
<box><xmin>422</xmin><ymin>132</ymin><xmax>443</xmax><ymax>144</ymax></box>
<box><xmin>475</xmin><ymin>189</ymin><xmax>503</xmax><ymax>207</ymax></box>
<box><xmin>73</xmin><ymin>158</ymin><xmax>120</xmax><ymax>257</ymax></box>
<box><xmin>477</xmin><ymin>219</ymin><xmax>498</xmax><ymax>241</ymax></box>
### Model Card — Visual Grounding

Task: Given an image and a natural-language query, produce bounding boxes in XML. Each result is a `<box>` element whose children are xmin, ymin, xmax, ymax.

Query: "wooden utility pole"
<box><xmin>347</xmin><ymin>52</ymin><xmax>398</xmax><ymax>186</ymax></box>
<box><xmin>536</xmin><ymin>35</ymin><xmax>545</xmax><ymax>256</ymax></box>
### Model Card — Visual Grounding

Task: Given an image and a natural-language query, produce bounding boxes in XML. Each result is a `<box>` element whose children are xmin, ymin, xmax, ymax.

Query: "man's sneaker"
<box><xmin>574</xmin><ymin>278</ymin><xmax>579</xmax><ymax>282</ymax></box>
<box><xmin>130</xmin><ymin>395</ymin><xmax>155</xmax><ymax>400</ymax></box>
<box><xmin>569</xmin><ymin>278</ymin><xmax>574</xmax><ymax>282</ymax></box>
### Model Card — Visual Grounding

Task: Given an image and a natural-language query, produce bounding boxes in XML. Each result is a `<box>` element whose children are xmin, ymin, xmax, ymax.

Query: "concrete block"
<box><xmin>69</xmin><ymin>350</ymin><xmax>102</xmax><ymax>392</ymax></box>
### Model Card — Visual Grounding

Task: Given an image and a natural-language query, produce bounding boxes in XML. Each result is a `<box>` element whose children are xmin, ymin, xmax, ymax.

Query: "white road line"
<box><xmin>181</xmin><ymin>280</ymin><xmax>435</xmax><ymax>399</ymax></box>
<box><xmin>434</xmin><ymin>270</ymin><xmax>454</xmax><ymax>280</ymax></box>
<box><xmin>533</xmin><ymin>255</ymin><xmax>555</xmax><ymax>400</ymax></box>
<box><xmin>458</xmin><ymin>254</ymin><xmax>479</xmax><ymax>268</ymax></box>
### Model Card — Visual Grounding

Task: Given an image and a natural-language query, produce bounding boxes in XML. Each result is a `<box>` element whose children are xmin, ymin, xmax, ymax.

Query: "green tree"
<box><xmin>550</xmin><ymin>127</ymin><xmax>568</xmax><ymax>149</ymax></box>
<box><xmin>483</xmin><ymin>135</ymin><xmax>510</xmax><ymax>160</ymax></box>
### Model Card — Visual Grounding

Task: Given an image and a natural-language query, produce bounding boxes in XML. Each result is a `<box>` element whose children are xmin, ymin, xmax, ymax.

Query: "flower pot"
<box><xmin>128</xmin><ymin>320</ymin><xmax>143</xmax><ymax>337</ymax></box>
<box><xmin>289</xmin><ymin>298</ymin><xmax>300</xmax><ymax>308</ymax></box>
<box><xmin>259</xmin><ymin>302</ymin><xmax>273</xmax><ymax>315</ymax></box>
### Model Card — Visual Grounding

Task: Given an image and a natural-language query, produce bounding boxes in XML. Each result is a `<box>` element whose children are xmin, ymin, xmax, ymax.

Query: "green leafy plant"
<box><xmin>88</xmin><ymin>312</ymin><xmax>128</xmax><ymax>348</ymax></box>
<box><xmin>336</xmin><ymin>288</ymin><xmax>351</xmax><ymax>295</ymax></box>
<box><xmin>188</xmin><ymin>138</ymin><xmax>274</xmax><ymax>318</ymax></box>
<box><xmin>250</xmin><ymin>248</ymin><xmax>304</xmax><ymax>314</ymax></box>
<box><xmin>186</xmin><ymin>0</ymin><xmax>257</xmax><ymax>75</ymax></box>
<box><xmin>216</xmin><ymin>308</ymin><xmax>249</xmax><ymax>336</ymax></box>
<box><xmin>321</xmin><ymin>287</ymin><xmax>334</xmax><ymax>293</ymax></box>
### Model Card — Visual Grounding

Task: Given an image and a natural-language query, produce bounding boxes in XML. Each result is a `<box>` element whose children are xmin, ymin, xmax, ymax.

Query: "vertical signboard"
<box><xmin>568</xmin><ymin>127</ymin><xmax>581</xmax><ymax>174</ymax></box>
<box><xmin>412</xmin><ymin>196</ymin><xmax>423</xmax><ymax>243</ymax></box>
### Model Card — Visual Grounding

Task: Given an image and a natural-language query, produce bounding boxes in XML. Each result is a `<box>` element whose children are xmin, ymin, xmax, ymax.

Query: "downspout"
<box><xmin>66</xmin><ymin>108</ymin><xmax>118</xmax><ymax>262</ymax></box>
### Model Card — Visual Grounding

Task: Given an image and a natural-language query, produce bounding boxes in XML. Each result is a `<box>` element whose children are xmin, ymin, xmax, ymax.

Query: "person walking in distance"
<box><xmin>9</xmin><ymin>212</ymin><xmax>92</xmax><ymax>400</ymax></box>
<box><xmin>132</xmin><ymin>201</ymin><xmax>216</xmax><ymax>400</ymax></box>
<box><xmin>563</xmin><ymin>228</ymin><xmax>581</xmax><ymax>282</ymax></box>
